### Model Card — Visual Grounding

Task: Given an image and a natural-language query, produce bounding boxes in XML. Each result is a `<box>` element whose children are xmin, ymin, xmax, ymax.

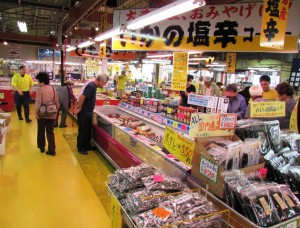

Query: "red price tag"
<box><xmin>181</xmin><ymin>124</ymin><xmax>187</xmax><ymax>131</ymax></box>
<box><xmin>166</xmin><ymin>154</ymin><xmax>176</xmax><ymax>159</ymax></box>
<box><xmin>153</xmin><ymin>175</ymin><xmax>164</xmax><ymax>182</ymax></box>
<box><xmin>152</xmin><ymin>207</ymin><xmax>171</xmax><ymax>219</ymax></box>
<box><xmin>219</xmin><ymin>114</ymin><xmax>237</xmax><ymax>130</ymax></box>
<box><xmin>178</xmin><ymin>113</ymin><xmax>185</xmax><ymax>119</ymax></box>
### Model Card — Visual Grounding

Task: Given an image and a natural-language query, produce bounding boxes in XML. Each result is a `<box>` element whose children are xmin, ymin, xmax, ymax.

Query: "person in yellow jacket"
<box><xmin>259</xmin><ymin>75</ymin><xmax>278</xmax><ymax>100</ymax></box>
<box><xmin>116</xmin><ymin>71</ymin><xmax>127</xmax><ymax>98</ymax></box>
<box><xmin>11</xmin><ymin>66</ymin><xmax>34</xmax><ymax>123</ymax></box>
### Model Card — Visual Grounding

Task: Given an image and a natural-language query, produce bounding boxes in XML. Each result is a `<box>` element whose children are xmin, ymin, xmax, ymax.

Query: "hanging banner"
<box><xmin>112</xmin><ymin>1</ymin><xmax>300</xmax><ymax>53</ymax></box>
<box><xmin>290</xmin><ymin>98</ymin><xmax>299</xmax><ymax>133</ymax></box>
<box><xmin>99</xmin><ymin>41</ymin><xmax>107</xmax><ymax>58</ymax></box>
<box><xmin>189</xmin><ymin>113</ymin><xmax>235</xmax><ymax>137</ymax></box>
<box><xmin>171</xmin><ymin>52</ymin><xmax>188</xmax><ymax>91</ymax></box>
<box><xmin>260</xmin><ymin>0</ymin><xmax>290</xmax><ymax>49</ymax></box>
<box><xmin>250</xmin><ymin>101</ymin><xmax>286</xmax><ymax>118</ymax></box>
<box><xmin>225</xmin><ymin>53</ymin><xmax>236</xmax><ymax>73</ymax></box>
<box><xmin>163</xmin><ymin>126</ymin><xmax>195</xmax><ymax>166</ymax></box>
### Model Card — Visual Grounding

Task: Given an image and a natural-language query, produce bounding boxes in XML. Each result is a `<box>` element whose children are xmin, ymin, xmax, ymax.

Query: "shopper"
<box><xmin>11</xmin><ymin>65</ymin><xmax>34</xmax><ymax>123</ymax></box>
<box><xmin>223</xmin><ymin>84</ymin><xmax>247</xmax><ymax>120</ymax></box>
<box><xmin>35</xmin><ymin>72</ymin><xmax>60</xmax><ymax>156</ymax></box>
<box><xmin>275</xmin><ymin>82</ymin><xmax>297</xmax><ymax>129</ymax></box>
<box><xmin>199</xmin><ymin>76</ymin><xmax>221</xmax><ymax>96</ymax></box>
<box><xmin>180</xmin><ymin>75</ymin><xmax>196</xmax><ymax>107</ymax></box>
<box><xmin>75</xmin><ymin>74</ymin><xmax>109</xmax><ymax>155</ymax></box>
<box><xmin>113</xmin><ymin>71</ymin><xmax>119</xmax><ymax>88</ymax></box>
<box><xmin>259</xmin><ymin>75</ymin><xmax>278</xmax><ymax>100</ymax></box>
<box><xmin>239</xmin><ymin>85</ymin><xmax>251</xmax><ymax>105</ymax></box>
<box><xmin>116</xmin><ymin>71</ymin><xmax>127</xmax><ymax>98</ymax></box>
<box><xmin>245</xmin><ymin>85</ymin><xmax>265</xmax><ymax>118</ymax></box>
<box><xmin>198</xmin><ymin>75</ymin><xmax>204</xmax><ymax>94</ymax></box>
<box><xmin>216</xmin><ymin>82</ymin><xmax>224</xmax><ymax>92</ymax></box>
<box><xmin>55</xmin><ymin>80</ymin><xmax>77</xmax><ymax>128</ymax></box>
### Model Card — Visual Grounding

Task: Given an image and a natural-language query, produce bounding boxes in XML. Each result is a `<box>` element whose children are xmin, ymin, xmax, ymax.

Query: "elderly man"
<box><xmin>199</xmin><ymin>76</ymin><xmax>221</xmax><ymax>96</ymax></box>
<box><xmin>245</xmin><ymin>85</ymin><xmax>265</xmax><ymax>118</ymax></box>
<box><xmin>75</xmin><ymin>74</ymin><xmax>109</xmax><ymax>155</ymax></box>
<box><xmin>259</xmin><ymin>75</ymin><xmax>278</xmax><ymax>100</ymax></box>
<box><xmin>224</xmin><ymin>84</ymin><xmax>247</xmax><ymax>120</ymax></box>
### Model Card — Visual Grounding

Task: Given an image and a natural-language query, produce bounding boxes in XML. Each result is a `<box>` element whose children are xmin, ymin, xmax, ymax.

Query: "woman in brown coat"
<box><xmin>35</xmin><ymin>72</ymin><xmax>60</xmax><ymax>156</ymax></box>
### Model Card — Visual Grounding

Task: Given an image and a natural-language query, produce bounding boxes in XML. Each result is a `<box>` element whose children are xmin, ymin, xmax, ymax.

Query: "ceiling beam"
<box><xmin>0</xmin><ymin>0</ymin><xmax>70</xmax><ymax>11</ymax></box>
<box><xmin>0</xmin><ymin>32</ymin><xmax>56</xmax><ymax>45</ymax></box>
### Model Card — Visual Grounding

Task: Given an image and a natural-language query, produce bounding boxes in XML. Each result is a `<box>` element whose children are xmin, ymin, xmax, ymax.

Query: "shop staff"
<box><xmin>116</xmin><ymin>71</ymin><xmax>127</xmax><ymax>98</ymax></box>
<box><xmin>75</xmin><ymin>74</ymin><xmax>109</xmax><ymax>155</ymax></box>
<box><xmin>275</xmin><ymin>82</ymin><xmax>297</xmax><ymax>129</ymax></box>
<box><xmin>11</xmin><ymin>66</ymin><xmax>34</xmax><ymax>123</ymax></box>
<box><xmin>259</xmin><ymin>75</ymin><xmax>278</xmax><ymax>100</ymax></box>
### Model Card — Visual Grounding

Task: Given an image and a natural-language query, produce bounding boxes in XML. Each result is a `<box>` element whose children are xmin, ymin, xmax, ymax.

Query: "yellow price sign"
<box><xmin>111</xmin><ymin>195</ymin><xmax>122</xmax><ymax>228</ymax></box>
<box><xmin>250</xmin><ymin>101</ymin><xmax>285</xmax><ymax>118</ymax></box>
<box><xmin>172</xmin><ymin>121</ymin><xmax>178</xmax><ymax>128</ymax></box>
<box><xmin>167</xmin><ymin>107</ymin><xmax>172</xmax><ymax>114</ymax></box>
<box><xmin>163</xmin><ymin>126</ymin><xmax>195</xmax><ymax>166</ymax></box>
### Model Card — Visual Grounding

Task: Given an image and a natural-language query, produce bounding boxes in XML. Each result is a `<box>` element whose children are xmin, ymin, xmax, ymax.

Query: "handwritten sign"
<box><xmin>200</xmin><ymin>157</ymin><xmax>219</xmax><ymax>183</ymax></box>
<box><xmin>250</xmin><ymin>101</ymin><xmax>286</xmax><ymax>118</ymax></box>
<box><xmin>172</xmin><ymin>52</ymin><xmax>188</xmax><ymax>91</ymax></box>
<box><xmin>188</xmin><ymin>94</ymin><xmax>210</xmax><ymax>107</ymax></box>
<box><xmin>219</xmin><ymin>114</ymin><xmax>237</xmax><ymax>130</ymax></box>
<box><xmin>189</xmin><ymin>113</ymin><xmax>234</xmax><ymax>137</ymax></box>
<box><xmin>163</xmin><ymin>126</ymin><xmax>195</xmax><ymax>166</ymax></box>
<box><xmin>111</xmin><ymin>195</ymin><xmax>122</xmax><ymax>228</ymax></box>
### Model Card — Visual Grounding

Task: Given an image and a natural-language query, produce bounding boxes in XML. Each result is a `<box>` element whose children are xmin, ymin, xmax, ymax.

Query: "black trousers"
<box><xmin>14</xmin><ymin>91</ymin><xmax>31</xmax><ymax>121</ymax></box>
<box><xmin>37</xmin><ymin>119</ymin><xmax>56</xmax><ymax>153</ymax></box>
<box><xmin>77</xmin><ymin>113</ymin><xmax>92</xmax><ymax>152</ymax></box>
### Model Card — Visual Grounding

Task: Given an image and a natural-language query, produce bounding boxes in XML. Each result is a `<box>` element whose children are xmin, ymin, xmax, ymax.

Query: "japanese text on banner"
<box><xmin>163</xmin><ymin>126</ymin><xmax>195</xmax><ymax>166</ymax></box>
<box><xmin>172</xmin><ymin>52</ymin><xmax>188</xmax><ymax>91</ymax></box>
<box><xmin>250</xmin><ymin>101</ymin><xmax>286</xmax><ymax>118</ymax></box>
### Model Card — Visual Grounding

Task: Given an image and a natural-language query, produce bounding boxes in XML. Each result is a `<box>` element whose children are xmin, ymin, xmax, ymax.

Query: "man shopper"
<box><xmin>259</xmin><ymin>75</ymin><xmax>278</xmax><ymax>100</ymax></box>
<box><xmin>11</xmin><ymin>66</ymin><xmax>34</xmax><ymax>123</ymax></box>
<box><xmin>75</xmin><ymin>74</ymin><xmax>109</xmax><ymax>155</ymax></box>
<box><xmin>224</xmin><ymin>84</ymin><xmax>247</xmax><ymax>120</ymax></box>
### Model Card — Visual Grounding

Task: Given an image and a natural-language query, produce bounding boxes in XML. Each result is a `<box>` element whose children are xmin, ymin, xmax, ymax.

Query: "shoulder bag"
<box><xmin>39</xmin><ymin>87</ymin><xmax>58</xmax><ymax>117</ymax></box>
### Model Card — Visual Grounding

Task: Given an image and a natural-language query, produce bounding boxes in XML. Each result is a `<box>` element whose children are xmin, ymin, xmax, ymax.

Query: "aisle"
<box><xmin>0</xmin><ymin>104</ymin><xmax>111</xmax><ymax>228</ymax></box>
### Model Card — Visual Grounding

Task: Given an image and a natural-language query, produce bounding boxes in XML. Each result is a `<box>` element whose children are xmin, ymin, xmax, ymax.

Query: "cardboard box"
<box><xmin>192</xmin><ymin>135</ymin><xmax>265</xmax><ymax>199</ymax></box>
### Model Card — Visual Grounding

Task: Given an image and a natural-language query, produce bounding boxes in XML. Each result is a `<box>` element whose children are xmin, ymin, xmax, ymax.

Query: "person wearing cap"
<box><xmin>245</xmin><ymin>85</ymin><xmax>266</xmax><ymax>118</ymax></box>
<box><xmin>11</xmin><ymin>65</ymin><xmax>34</xmax><ymax>123</ymax></box>
<box><xmin>224</xmin><ymin>83</ymin><xmax>247</xmax><ymax>120</ymax></box>
<box><xmin>259</xmin><ymin>75</ymin><xmax>278</xmax><ymax>100</ymax></box>
<box><xmin>199</xmin><ymin>76</ymin><xmax>221</xmax><ymax>96</ymax></box>
<box><xmin>55</xmin><ymin>80</ymin><xmax>77</xmax><ymax>128</ymax></box>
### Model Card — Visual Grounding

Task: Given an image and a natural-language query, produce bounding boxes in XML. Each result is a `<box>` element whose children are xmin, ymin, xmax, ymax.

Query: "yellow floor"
<box><xmin>0</xmin><ymin>105</ymin><xmax>111</xmax><ymax>228</ymax></box>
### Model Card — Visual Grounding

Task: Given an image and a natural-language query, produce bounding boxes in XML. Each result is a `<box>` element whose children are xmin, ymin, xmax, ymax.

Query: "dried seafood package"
<box><xmin>116</xmin><ymin>163</ymin><xmax>156</xmax><ymax>182</ymax></box>
<box><xmin>141</xmin><ymin>174</ymin><xmax>185</xmax><ymax>191</ymax></box>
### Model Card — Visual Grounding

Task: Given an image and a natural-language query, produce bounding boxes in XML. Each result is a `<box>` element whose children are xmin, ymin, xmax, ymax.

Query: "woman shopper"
<box><xmin>180</xmin><ymin>74</ymin><xmax>196</xmax><ymax>107</ymax></box>
<box><xmin>35</xmin><ymin>72</ymin><xmax>60</xmax><ymax>156</ymax></box>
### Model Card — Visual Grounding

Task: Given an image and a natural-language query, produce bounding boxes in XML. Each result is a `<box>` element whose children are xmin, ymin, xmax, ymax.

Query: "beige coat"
<box><xmin>35</xmin><ymin>85</ymin><xmax>60</xmax><ymax>119</ymax></box>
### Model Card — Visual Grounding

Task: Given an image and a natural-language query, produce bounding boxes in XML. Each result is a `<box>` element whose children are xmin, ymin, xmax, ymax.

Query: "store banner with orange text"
<box><xmin>260</xmin><ymin>0</ymin><xmax>290</xmax><ymax>49</ymax></box>
<box><xmin>189</xmin><ymin>113</ymin><xmax>235</xmax><ymax>138</ymax></box>
<box><xmin>172</xmin><ymin>52</ymin><xmax>188</xmax><ymax>91</ymax></box>
<box><xmin>250</xmin><ymin>101</ymin><xmax>286</xmax><ymax>118</ymax></box>
<box><xmin>289</xmin><ymin>98</ymin><xmax>299</xmax><ymax>133</ymax></box>
<box><xmin>112</xmin><ymin>1</ymin><xmax>299</xmax><ymax>53</ymax></box>
<box><xmin>163</xmin><ymin>126</ymin><xmax>195</xmax><ymax>166</ymax></box>
<box><xmin>225</xmin><ymin>53</ymin><xmax>236</xmax><ymax>73</ymax></box>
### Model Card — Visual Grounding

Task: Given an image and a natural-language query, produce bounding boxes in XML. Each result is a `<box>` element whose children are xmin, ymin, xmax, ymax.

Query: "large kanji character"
<box><xmin>187</xmin><ymin>21</ymin><xmax>211</xmax><ymax>47</ymax></box>
<box><xmin>263</xmin><ymin>18</ymin><xmax>278</xmax><ymax>41</ymax></box>
<box><xmin>223</xmin><ymin>6</ymin><xmax>238</xmax><ymax>18</ymax></box>
<box><xmin>139</xmin><ymin>9</ymin><xmax>150</xmax><ymax>17</ymax></box>
<box><xmin>163</xmin><ymin>25</ymin><xmax>184</xmax><ymax>47</ymax></box>
<box><xmin>206</xmin><ymin>6</ymin><xmax>219</xmax><ymax>19</ymax></box>
<box><xmin>265</xmin><ymin>0</ymin><xmax>280</xmax><ymax>17</ymax></box>
<box><xmin>214</xmin><ymin>20</ymin><xmax>238</xmax><ymax>48</ymax></box>
<box><xmin>243</xmin><ymin>27</ymin><xmax>254</xmax><ymax>42</ymax></box>
<box><xmin>126</xmin><ymin>10</ymin><xmax>136</xmax><ymax>21</ymax></box>
<box><xmin>190</xmin><ymin>8</ymin><xmax>204</xmax><ymax>20</ymax></box>
<box><xmin>140</xmin><ymin>25</ymin><xmax>160</xmax><ymax>47</ymax></box>
<box><xmin>119</xmin><ymin>32</ymin><xmax>137</xmax><ymax>47</ymax></box>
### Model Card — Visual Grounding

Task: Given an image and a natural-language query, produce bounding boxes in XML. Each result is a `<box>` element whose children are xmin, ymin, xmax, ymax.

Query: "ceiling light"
<box><xmin>189</xmin><ymin>57</ymin><xmax>211</xmax><ymax>61</ymax></box>
<box><xmin>66</xmin><ymin>46</ymin><xmax>76</xmax><ymax>52</ymax></box>
<box><xmin>3</xmin><ymin>41</ymin><xmax>8</xmax><ymax>45</ymax></box>
<box><xmin>95</xmin><ymin>27</ymin><xmax>99</xmax><ymax>31</ymax></box>
<box><xmin>77</xmin><ymin>40</ymin><xmax>95</xmax><ymax>48</ymax></box>
<box><xmin>50</xmin><ymin>30</ymin><xmax>55</xmax><ymax>35</ymax></box>
<box><xmin>206</xmin><ymin>64</ymin><xmax>226</xmax><ymax>67</ymax></box>
<box><xmin>17</xmin><ymin>21</ymin><xmax>27</xmax><ymax>33</ymax></box>
<box><xmin>147</xmin><ymin>53</ymin><xmax>173</xmax><ymax>58</ymax></box>
<box><xmin>94</xmin><ymin>25</ymin><xmax>126</xmax><ymax>42</ymax></box>
<box><xmin>126</xmin><ymin>0</ymin><xmax>206</xmax><ymax>30</ymax></box>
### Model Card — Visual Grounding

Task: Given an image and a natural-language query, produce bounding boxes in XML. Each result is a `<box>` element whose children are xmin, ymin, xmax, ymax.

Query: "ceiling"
<box><xmin>0</xmin><ymin>0</ymin><xmax>252</xmax><ymax>46</ymax></box>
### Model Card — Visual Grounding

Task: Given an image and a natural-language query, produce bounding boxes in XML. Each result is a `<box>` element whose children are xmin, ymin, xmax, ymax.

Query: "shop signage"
<box><xmin>188</xmin><ymin>94</ymin><xmax>209</xmax><ymax>107</ymax></box>
<box><xmin>163</xmin><ymin>126</ymin><xmax>195</xmax><ymax>166</ymax></box>
<box><xmin>189</xmin><ymin>113</ymin><xmax>235</xmax><ymax>137</ymax></box>
<box><xmin>8</xmin><ymin>44</ymin><xmax>21</xmax><ymax>58</ymax></box>
<box><xmin>112</xmin><ymin>1</ymin><xmax>300</xmax><ymax>53</ymax></box>
<box><xmin>199</xmin><ymin>157</ymin><xmax>219</xmax><ymax>183</ymax></box>
<box><xmin>219</xmin><ymin>114</ymin><xmax>237</xmax><ymax>130</ymax></box>
<box><xmin>250</xmin><ymin>101</ymin><xmax>286</xmax><ymax>118</ymax></box>
<box><xmin>111</xmin><ymin>194</ymin><xmax>122</xmax><ymax>228</ymax></box>
<box><xmin>225</xmin><ymin>53</ymin><xmax>236</xmax><ymax>73</ymax></box>
<box><xmin>172</xmin><ymin>52</ymin><xmax>188</xmax><ymax>91</ymax></box>
<box><xmin>260</xmin><ymin>0</ymin><xmax>290</xmax><ymax>49</ymax></box>
<box><xmin>289</xmin><ymin>98</ymin><xmax>299</xmax><ymax>133</ymax></box>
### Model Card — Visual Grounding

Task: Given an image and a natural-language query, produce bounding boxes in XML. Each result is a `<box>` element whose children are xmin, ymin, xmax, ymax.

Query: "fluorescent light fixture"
<box><xmin>78</xmin><ymin>40</ymin><xmax>95</xmax><ymax>48</ymax></box>
<box><xmin>248</xmin><ymin>67</ymin><xmax>277</xmax><ymax>72</ymax></box>
<box><xmin>147</xmin><ymin>54</ymin><xmax>173</xmax><ymax>58</ymax></box>
<box><xmin>142</xmin><ymin>59</ymin><xmax>171</xmax><ymax>64</ymax></box>
<box><xmin>127</xmin><ymin>0</ymin><xmax>206</xmax><ymax>30</ymax></box>
<box><xmin>206</xmin><ymin>64</ymin><xmax>226</xmax><ymax>67</ymax></box>
<box><xmin>189</xmin><ymin>57</ymin><xmax>210</xmax><ymax>61</ymax></box>
<box><xmin>94</xmin><ymin>25</ymin><xmax>125</xmax><ymax>42</ymax></box>
<box><xmin>26</xmin><ymin>60</ymin><xmax>82</xmax><ymax>66</ymax></box>
<box><xmin>17</xmin><ymin>21</ymin><xmax>27</xmax><ymax>32</ymax></box>
<box><xmin>66</xmin><ymin>46</ymin><xmax>76</xmax><ymax>52</ymax></box>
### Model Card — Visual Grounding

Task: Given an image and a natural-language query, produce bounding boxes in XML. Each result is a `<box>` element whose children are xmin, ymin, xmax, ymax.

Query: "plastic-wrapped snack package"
<box><xmin>281</xmin><ymin>151</ymin><xmax>300</xmax><ymax>165</ymax></box>
<box><xmin>225</xmin><ymin>141</ymin><xmax>242</xmax><ymax>170</ymax></box>
<box><xmin>277</xmin><ymin>184</ymin><xmax>300</xmax><ymax>217</ymax></box>
<box><xmin>126</xmin><ymin>188</ymin><xmax>168</xmax><ymax>215</ymax></box>
<box><xmin>118</xmin><ymin>177</ymin><xmax>144</xmax><ymax>193</ymax></box>
<box><xmin>110</xmin><ymin>186</ymin><xmax>127</xmax><ymax>199</ymax></box>
<box><xmin>116</xmin><ymin>163</ymin><xmax>156</xmax><ymax>183</ymax></box>
<box><xmin>178</xmin><ymin>214</ymin><xmax>226</xmax><ymax>228</ymax></box>
<box><xmin>206</xmin><ymin>143</ymin><xmax>227</xmax><ymax>168</ymax></box>
<box><xmin>244</xmin><ymin>138</ymin><xmax>263</xmax><ymax>165</ymax></box>
<box><xmin>266</xmin><ymin>121</ymin><xmax>282</xmax><ymax>152</ymax></box>
<box><xmin>108</xmin><ymin>173</ymin><xmax>121</xmax><ymax>188</ymax></box>
<box><xmin>182</xmin><ymin>201</ymin><xmax>219</xmax><ymax>221</ymax></box>
<box><xmin>271</xmin><ymin>156</ymin><xmax>287</xmax><ymax>184</ymax></box>
<box><xmin>210</xmin><ymin>138</ymin><xmax>234</xmax><ymax>149</ymax></box>
<box><xmin>287</xmin><ymin>167</ymin><xmax>300</xmax><ymax>199</ymax></box>
<box><xmin>141</xmin><ymin>174</ymin><xmax>185</xmax><ymax>191</ymax></box>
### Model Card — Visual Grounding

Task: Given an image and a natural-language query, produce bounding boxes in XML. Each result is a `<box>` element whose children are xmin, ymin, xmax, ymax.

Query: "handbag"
<box><xmin>38</xmin><ymin>87</ymin><xmax>58</xmax><ymax>117</ymax></box>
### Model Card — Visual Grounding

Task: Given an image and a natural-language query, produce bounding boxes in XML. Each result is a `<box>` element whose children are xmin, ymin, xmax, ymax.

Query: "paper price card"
<box><xmin>111</xmin><ymin>194</ymin><xmax>122</xmax><ymax>228</ymax></box>
<box><xmin>250</xmin><ymin>101</ymin><xmax>285</xmax><ymax>118</ymax></box>
<box><xmin>219</xmin><ymin>114</ymin><xmax>237</xmax><ymax>129</ymax></box>
<box><xmin>279</xmin><ymin>220</ymin><xmax>297</xmax><ymax>228</ymax></box>
<box><xmin>163</xmin><ymin>126</ymin><xmax>195</xmax><ymax>166</ymax></box>
<box><xmin>199</xmin><ymin>157</ymin><xmax>219</xmax><ymax>183</ymax></box>
<box><xmin>189</xmin><ymin>113</ymin><xmax>234</xmax><ymax>137</ymax></box>
<box><xmin>152</xmin><ymin>207</ymin><xmax>171</xmax><ymax>219</ymax></box>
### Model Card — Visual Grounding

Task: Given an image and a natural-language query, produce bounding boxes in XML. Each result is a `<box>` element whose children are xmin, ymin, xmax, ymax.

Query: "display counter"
<box><xmin>0</xmin><ymin>86</ymin><xmax>14</xmax><ymax>112</ymax></box>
